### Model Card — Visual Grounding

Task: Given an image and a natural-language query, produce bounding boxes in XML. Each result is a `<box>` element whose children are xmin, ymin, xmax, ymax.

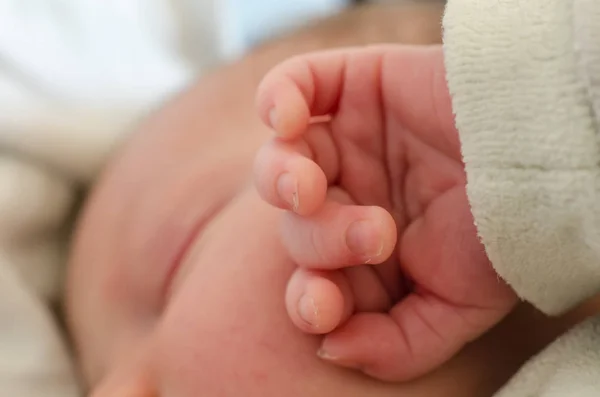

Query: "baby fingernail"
<box><xmin>269</xmin><ymin>107</ymin><xmax>278</xmax><ymax>130</ymax></box>
<box><xmin>277</xmin><ymin>173</ymin><xmax>299</xmax><ymax>211</ymax></box>
<box><xmin>317</xmin><ymin>347</ymin><xmax>335</xmax><ymax>361</ymax></box>
<box><xmin>317</xmin><ymin>348</ymin><xmax>360</xmax><ymax>369</ymax></box>
<box><xmin>346</xmin><ymin>220</ymin><xmax>383</xmax><ymax>262</ymax></box>
<box><xmin>298</xmin><ymin>294</ymin><xmax>319</xmax><ymax>328</ymax></box>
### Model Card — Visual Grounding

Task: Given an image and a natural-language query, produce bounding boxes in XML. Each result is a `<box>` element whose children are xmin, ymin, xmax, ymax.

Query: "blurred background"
<box><xmin>0</xmin><ymin>0</ymin><xmax>355</xmax><ymax>179</ymax></box>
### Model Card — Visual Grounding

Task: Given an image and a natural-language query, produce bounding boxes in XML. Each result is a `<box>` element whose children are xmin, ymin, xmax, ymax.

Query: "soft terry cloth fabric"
<box><xmin>444</xmin><ymin>0</ymin><xmax>600</xmax><ymax>395</ymax></box>
<box><xmin>0</xmin><ymin>1</ymin><xmax>347</xmax><ymax>396</ymax></box>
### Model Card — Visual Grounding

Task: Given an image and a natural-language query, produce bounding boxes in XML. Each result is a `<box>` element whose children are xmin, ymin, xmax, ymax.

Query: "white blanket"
<box><xmin>444</xmin><ymin>0</ymin><xmax>600</xmax><ymax>395</ymax></box>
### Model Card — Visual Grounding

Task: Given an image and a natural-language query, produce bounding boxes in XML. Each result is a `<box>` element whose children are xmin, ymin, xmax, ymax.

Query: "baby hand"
<box><xmin>253</xmin><ymin>45</ymin><xmax>517</xmax><ymax>381</ymax></box>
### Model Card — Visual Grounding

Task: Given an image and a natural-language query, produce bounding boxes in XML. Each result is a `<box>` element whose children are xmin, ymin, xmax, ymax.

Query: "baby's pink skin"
<box><xmin>65</xmin><ymin>44</ymin><xmax>592</xmax><ymax>397</ymax></box>
<box><xmin>254</xmin><ymin>45</ymin><xmax>519</xmax><ymax>381</ymax></box>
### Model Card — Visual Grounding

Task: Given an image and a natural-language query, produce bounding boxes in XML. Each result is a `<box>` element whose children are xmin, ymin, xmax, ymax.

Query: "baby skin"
<box><xmin>253</xmin><ymin>45</ymin><xmax>518</xmax><ymax>381</ymax></box>
<box><xmin>66</xmin><ymin>43</ymin><xmax>600</xmax><ymax>397</ymax></box>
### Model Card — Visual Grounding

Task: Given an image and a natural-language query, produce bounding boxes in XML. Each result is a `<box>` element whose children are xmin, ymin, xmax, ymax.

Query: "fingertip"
<box><xmin>278</xmin><ymin>161</ymin><xmax>327</xmax><ymax>216</ymax></box>
<box><xmin>281</xmin><ymin>203</ymin><xmax>397</xmax><ymax>269</ymax></box>
<box><xmin>296</xmin><ymin>167</ymin><xmax>327</xmax><ymax>216</ymax></box>
<box><xmin>254</xmin><ymin>140</ymin><xmax>327</xmax><ymax>214</ymax></box>
<box><xmin>296</xmin><ymin>277</ymin><xmax>345</xmax><ymax>334</ymax></box>
<box><xmin>316</xmin><ymin>314</ymin><xmax>377</xmax><ymax>373</ymax></box>
<box><xmin>256</xmin><ymin>78</ymin><xmax>274</xmax><ymax>129</ymax></box>
<box><xmin>345</xmin><ymin>220</ymin><xmax>384</xmax><ymax>264</ymax></box>
<box><xmin>377</xmin><ymin>208</ymin><xmax>398</xmax><ymax>262</ymax></box>
<box><xmin>257</xmin><ymin>74</ymin><xmax>311</xmax><ymax>139</ymax></box>
<box><xmin>253</xmin><ymin>143</ymin><xmax>284</xmax><ymax>209</ymax></box>
<box><xmin>273</xmin><ymin>83</ymin><xmax>311</xmax><ymax>139</ymax></box>
<box><xmin>286</xmin><ymin>270</ymin><xmax>352</xmax><ymax>335</ymax></box>
<box><xmin>268</xmin><ymin>107</ymin><xmax>278</xmax><ymax>132</ymax></box>
<box><xmin>276</xmin><ymin>172</ymin><xmax>300</xmax><ymax>212</ymax></box>
<box><xmin>345</xmin><ymin>207</ymin><xmax>397</xmax><ymax>265</ymax></box>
